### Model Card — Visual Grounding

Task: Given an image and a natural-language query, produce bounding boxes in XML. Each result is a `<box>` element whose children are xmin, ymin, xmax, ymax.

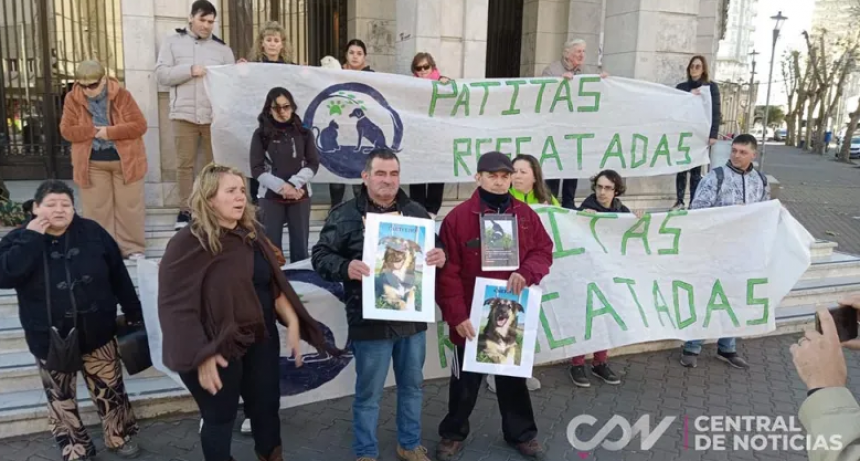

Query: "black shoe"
<box><xmin>591</xmin><ymin>363</ymin><xmax>621</xmax><ymax>385</ymax></box>
<box><xmin>671</xmin><ymin>201</ymin><xmax>686</xmax><ymax>211</ymax></box>
<box><xmin>717</xmin><ymin>351</ymin><xmax>749</xmax><ymax>369</ymax></box>
<box><xmin>175</xmin><ymin>211</ymin><xmax>191</xmax><ymax>230</ymax></box>
<box><xmin>568</xmin><ymin>365</ymin><xmax>590</xmax><ymax>388</ymax></box>
<box><xmin>680</xmin><ymin>351</ymin><xmax>698</xmax><ymax>368</ymax></box>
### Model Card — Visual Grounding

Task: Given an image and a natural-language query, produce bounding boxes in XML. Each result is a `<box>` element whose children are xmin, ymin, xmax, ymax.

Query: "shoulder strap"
<box><xmin>715</xmin><ymin>167</ymin><xmax>725</xmax><ymax>198</ymax></box>
<box><xmin>757</xmin><ymin>170</ymin><xmax>768</xmax><ymax>200</ymax></box>
<box><xmin>42</xmin><ymin>250</ymin><xmax>52</xmax><ymax>327</ymax></box>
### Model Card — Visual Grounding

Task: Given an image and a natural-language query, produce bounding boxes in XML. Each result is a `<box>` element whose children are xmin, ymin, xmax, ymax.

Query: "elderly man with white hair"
<box><xmin>541</xmin><ymin>38</ymin><xmax>607</xmax><ymax>209</ymax></box>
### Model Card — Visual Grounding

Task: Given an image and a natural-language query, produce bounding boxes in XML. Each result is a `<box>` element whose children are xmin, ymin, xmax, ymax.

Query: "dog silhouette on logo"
<box><xmin>349</xmin><ymin>108</ymin><xmax>387</xmax><ymax>153</ymax></box>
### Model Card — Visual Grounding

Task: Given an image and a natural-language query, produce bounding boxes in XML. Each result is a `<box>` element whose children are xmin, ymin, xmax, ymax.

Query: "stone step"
<box><xmin>0</xmin><ymin>301</ymin><xmax>825</xmax><ymax>440</ymax></box>
<box><xmin>802</xmin><ymin>251</ymin><xmax>860</xmax><ymax>280</ymax></box>
<box><xmin>0</xmin><ymin>375</ymin><xmax>195</xmax><ymax>440</ymax></box>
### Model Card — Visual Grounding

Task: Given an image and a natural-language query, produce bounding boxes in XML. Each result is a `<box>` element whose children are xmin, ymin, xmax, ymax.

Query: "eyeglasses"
<box><xmin>414</xmin><ymin>64</ymin><xmax>431</xmax><ymax>72</ymax></box>
<box><xmin>271</xmin><ymin>103</ymin><xmax>292</xmax><ymax>113</ymax></box>
<box><xmin>690</xmin><ymin>64</ymin><xmax>703</xmax><ymax>69</ymax></box>
<box><xmin>595</xmin><ymin>185</ymin><xmax>615</xmax><ymax>192</ymax></box>
<box><xmin>79</xmin><ymin>79</ymin><xmax>102</xmax><ymax>90</ymax></box>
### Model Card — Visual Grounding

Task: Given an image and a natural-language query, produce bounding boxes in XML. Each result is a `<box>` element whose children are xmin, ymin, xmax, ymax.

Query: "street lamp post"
<box><xmin>746</xmin><ymin>50</ymin><xmax>759</xmax><ymax>133</ymax></box>
<box><xmin>759</xmin><ymin>11</ymin><xmax>787</xmax><ymax>174</ymax></box>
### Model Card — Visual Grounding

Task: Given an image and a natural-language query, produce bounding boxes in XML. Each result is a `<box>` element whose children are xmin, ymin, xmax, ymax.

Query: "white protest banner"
<box><xmin>205</xmin><ymin>64</ymin><xmax>712</xmax><ymax>183</ymax></box>
<box><xmin>531</xmin><ymin>200</ymin><xmax>813</xmax><ymax>360</ymax></box>
<box><xmin>138</xmin><ymin>202</ymin><xmax>811</xmax><ymax>409</ymax></box>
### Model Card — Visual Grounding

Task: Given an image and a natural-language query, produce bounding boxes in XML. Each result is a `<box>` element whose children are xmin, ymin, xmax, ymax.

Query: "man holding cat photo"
<box><xmin>435</xmin><ymin>151</ymin><xmax>553</xmax><ymax>461</ymax></box>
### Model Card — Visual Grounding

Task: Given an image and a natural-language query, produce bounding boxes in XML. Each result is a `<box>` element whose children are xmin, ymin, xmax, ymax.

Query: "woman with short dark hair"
<box><xmin>250</xmin><ymin>87</ymin><xmax>319</xmax><ymax>262</ymax></box>
<box><xmin>0</xmin><ymin>180</ymin><xmax>142</xmax><ymax>461</ymax></box>
<box><xmin>330</xmin><ymin>39</ymin><xmax>375</xmax><ymax>208</ymax></box>
<box><xmin>674</xmin><ymin>55</ymin><xmax>721</xmax><ymax>210</ymax></box>
<box><xmin>568</xmin><ymin>169</ymin><xmax>631</xmax><ymax>389</ymax></box>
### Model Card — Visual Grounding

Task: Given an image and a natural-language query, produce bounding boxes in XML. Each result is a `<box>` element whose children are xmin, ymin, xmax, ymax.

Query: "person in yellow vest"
<box><xmin>509</xmin><ymin>154</ymin><xmax>560</xmax><ymax>206</ymax></box>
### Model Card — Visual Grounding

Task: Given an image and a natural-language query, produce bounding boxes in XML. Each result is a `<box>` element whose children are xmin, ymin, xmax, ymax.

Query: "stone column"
<box><xmin>121</xmin><ymin>0</ymin><xmax>161</xmax><ymax>207</ymax></box>
<box><xmin>520</xmin><ymin>0</ymin><xmax>573</xmax><ymax>78</ymax></box>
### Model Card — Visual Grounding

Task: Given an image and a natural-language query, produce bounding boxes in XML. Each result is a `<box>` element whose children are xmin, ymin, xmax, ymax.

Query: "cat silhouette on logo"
<box><xmin>349</xmin><ymin>108</ymin><xmax>387</xmax><ymax>153</ymax></box>
<box><xmin>312</xmin><ymin>120</ymin><xmax>341</xmax><ymax>154</ymax></box>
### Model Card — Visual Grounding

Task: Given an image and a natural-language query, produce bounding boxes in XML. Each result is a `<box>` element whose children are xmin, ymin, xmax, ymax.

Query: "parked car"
<box><xmin>774</xmin><ymin>129</ymin><xmax>787</xmax><ymax>141</ymax></box>
<box><xmin>835</xmin><ymin>136</ymin><xmax>860</xmax><ymax>159</ymax></box>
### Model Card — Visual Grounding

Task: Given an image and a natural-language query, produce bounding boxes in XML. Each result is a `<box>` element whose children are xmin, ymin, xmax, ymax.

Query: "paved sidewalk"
<box><xmin>4</xmin><ymin>333</ymin><xmax>860</xmax><ymax>461</ymax></box>
<box><xmin>763</xmin><ymin>144</ymin><xmax>860</xmax><ymax>254</ymax></box>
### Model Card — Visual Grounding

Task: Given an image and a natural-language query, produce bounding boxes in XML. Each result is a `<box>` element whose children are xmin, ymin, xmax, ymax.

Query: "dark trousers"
<box><xmin>179</xmin><ymin>333</ymin><xmax>281</xmax><ymax>461</ymax></box>
<box><xmin>330</xmin><ymin>183</ymin><xmax>362</xmax><ymax>208</ymax></box>
<box><xmin>438</xmin><ymin>346</ymin><xmax>537</xmax><ymax>445</ymax></box>
<box><xmin>545</xmin><ymin>178</ymin><xmax>579</xmax><ymax>209</ymax></box>
<box><xmin>408</xmin><ymin>183</ymin><xmax>445</xmax><ymax>215</ymax></box>
<box><xmin>248</xmin><ymin>177</ymin><xmax>260</xmax><ymax>205</ymax></box>
<box><xmin>675</xmin><ymin>167</ymin><xmax>702</xmax><ymax>205</ymax></box>
<box><xmin>260</xmin><ymin>198</ymin><xmax>311</xmax><ymax>262</ymax></box>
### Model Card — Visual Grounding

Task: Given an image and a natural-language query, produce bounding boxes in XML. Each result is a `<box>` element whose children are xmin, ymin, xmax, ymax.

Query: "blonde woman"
<box><xmin>238</xmin><ymin>21</ymin><xmax>293</xmax><ymax>64</ymax></box>
<box><xmin>158</xmin><ymin>164</ymin><xmax>337</xmax><ymax>461</ymax></box>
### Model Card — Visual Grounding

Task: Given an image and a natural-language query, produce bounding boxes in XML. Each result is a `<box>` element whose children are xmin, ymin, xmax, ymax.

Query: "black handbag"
<box><xmin>115</xmin><ymin>315</ymin><xmax>152</xmax><ymax>375</ymax></box>
<box><xmin>43</xmin><ymin>248</ymin><xmax>83</xmax><ymax>374</ymax></box>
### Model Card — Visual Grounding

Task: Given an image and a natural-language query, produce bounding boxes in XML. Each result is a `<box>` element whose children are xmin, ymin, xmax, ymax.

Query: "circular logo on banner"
<box><xmin>277</xmin><ymin>269</ymin><xmax>353</xmax><ymax>396</ymax></box>
<box><xmin>304</xmin><ymin>83</ymin><xmax>404</xmax><ymax>179</ymax></box>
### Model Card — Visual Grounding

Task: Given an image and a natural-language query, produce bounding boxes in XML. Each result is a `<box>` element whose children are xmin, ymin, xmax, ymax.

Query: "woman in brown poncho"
<box><xmin>158</xmin><ymin>163</ymin><xmax>335</xmax><ymax>461</ymax></box>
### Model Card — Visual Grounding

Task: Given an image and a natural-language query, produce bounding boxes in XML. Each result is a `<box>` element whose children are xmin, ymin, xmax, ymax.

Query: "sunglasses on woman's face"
<box><xmin>414</xmin><ymin>64</ymin><xmax>431</xmax><ymax>72</ymax></box>
<box><xmin>79</xmin><ymin>80</ymin><xmax>101</xmax><ymax>90</ymax></box>
<box><xmin>271</xmin><ymin>103</ymin><xmax>292</xmax><ymax>113</ymax></box>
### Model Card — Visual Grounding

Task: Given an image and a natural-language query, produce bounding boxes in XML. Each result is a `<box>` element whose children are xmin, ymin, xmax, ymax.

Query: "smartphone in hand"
<box><xmin>816</xmin><ymin>305</ymin><xmax>859</xmax><ymax>342</ymax></box>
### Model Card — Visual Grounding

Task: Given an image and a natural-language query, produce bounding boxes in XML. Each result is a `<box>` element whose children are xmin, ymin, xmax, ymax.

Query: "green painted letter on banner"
<box><xmin>621</xmin><ymin>214</ymin><xmax>652</xmax><ymax>255</ymax></box>
<box><xmin>550</xmin><ymin>78</ymin><xmax>574</xmax><ymax>113</ymax></box>
<box><xmin>564</xmin><ymin>133</ymin><xmax>595</xmax><ymax>170</ymax></box>
<box><xmin>650</xmin><ymin>135</ymin><xmax>672</xmax><ymax>168</ymax></box>
<box><xmin>746</xmin><ymin>278</ymin><xmax>770</xmax><ymax>326</ymax></box>
<box><xmin>601</xmin><ymin>133</ymin><xmax>627</xmax><ymax>169</ymax></box>
<box><xmin>453</xmin><ymin>138</ymin><xmax>472</xmax><ymax>176</ymax></box>
<box><xmin>631</xmin><ymin>134</ymin><xmax>648</xmax><ymax>169</ymax></box>
<box><xmin>658</xmin><ymin>210</ymin><xmax>688</xmax><ymax>255</ymax></box>
<box><xmin>429</xmin><ymin>80</ymin><xmax>457</xmax><ymax>117</ymax></box>
<box><xmin>651</xmin><ymin>282</ymin><xmax>677</xmax><ymax>328</ymax></box>
<box><xmin>585</xmin><ymin>283</ymin><xmax>628</xmax><ymax>340</ymax></box>
<box><xmin>469</xmin><ymin>81</ymin><xmax>501</xmax><ymax>115</ymax></box>
<box><xmin>676</xmin><ymin>132</ymin><xmax>693</xmax><ymax>165</ymax></box>
<box><xmin>672</xmin><ymin>280</ymin><xmax>697</xmax><ymax>329</ymax></box>
<box><xmin>540</xmin><ymin>136</ymin><xmax>563</xmax><ymax>171</ymax></box>
<box><xmin>577</xmin><ymin>76</ymin><xmax>601</xmax><ymax>112</ymax></box>
<box><xmin>451</xmin><ymin>83</ymin><xmax>471</xmax><ymax>117</ymax></box>
<box><xmin>614</xmin><ymin>278</ymin><xmax>649</xmax><ymax>328</ymax></box>
<box><xmin>503</xmin><ymin>80</ymin><xmax>528</xmax><ymax>115</ymax></box>
<box><xmin>535</xmin><ymin>208</ymin><xmax>585</xmax><ymax>259</ymax></box>
<box><xmin>540</xmin><ymin>292</ymin><xmax>576</xmax><ymax>348</ymax></box>
<box><xmin>703</xmin><ymin>279</ymin><xmax>740</xmax><ymax>328</ymax></box>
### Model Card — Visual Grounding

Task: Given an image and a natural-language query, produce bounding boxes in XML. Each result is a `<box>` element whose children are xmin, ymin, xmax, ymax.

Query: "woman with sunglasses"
<box><xmin>673</xmin><ymin>55</ymin><xmax>721</xmax><ymax>210</ymax></box>
<box><xmin>408</xmin><ymin>52</ymin><xmax>450</xmax><ymax>218</ymax></box>
<box><xmin>250</xmin><ymin>87</ymin><xmax>318</xmax><ymax>263</ymax></box>
<box><xmin>59</xmin><ymin>60</ymin><xmax>147</xmax><ymax>260</ymax></box>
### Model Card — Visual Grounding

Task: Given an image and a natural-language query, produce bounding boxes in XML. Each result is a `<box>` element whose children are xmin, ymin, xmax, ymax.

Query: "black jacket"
<box><xmin>579</xmin><ymin>194</ymin><xmax>631</xmax><ymax>213</ymax></box>
<box><xmin>0</xmin><ymin>216</ymin><xmax>142</xmax><ymax>359</ymax></box>
<box><xmin>676</xmin><ymin>79</ymin><xmax>721</xmax><ymax>139</ymax></box>
<box><xmin>249</xmin><ymin>121</ymin><xmax>320</xmax><ymax>200</ymax></box>
<box><xmin>311</xmin><ymin>187</ymin><xmax>441</xmax><ymax>341</ymax></box>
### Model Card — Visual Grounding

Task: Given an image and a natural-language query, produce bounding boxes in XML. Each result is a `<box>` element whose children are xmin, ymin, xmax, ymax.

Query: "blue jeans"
<box><xmin>351</xmin><ymin>331</ymin><xmax>426</xmax><ymax>458</ymax></box>
<box><xmin>683</xmin><ymin>337</ymin><xmax>737</xmax><ymax>355</ymax></box>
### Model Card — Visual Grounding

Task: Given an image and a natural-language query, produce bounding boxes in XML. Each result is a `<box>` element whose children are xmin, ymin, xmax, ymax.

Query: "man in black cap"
<box><xmin>435</xmin><ymin>152</ymin><xmax>553</xmax><ymax>460</ymax></box>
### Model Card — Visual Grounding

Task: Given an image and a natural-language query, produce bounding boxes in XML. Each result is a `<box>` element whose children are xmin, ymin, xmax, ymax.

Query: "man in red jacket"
<box><xmin>435</xmin><ymin>152</ymin><xmax>553</xmax><ymax>461</ymax></box>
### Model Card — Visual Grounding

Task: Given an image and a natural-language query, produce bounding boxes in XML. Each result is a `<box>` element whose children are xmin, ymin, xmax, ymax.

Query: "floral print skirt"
<box><xmin>37</xmin><ymin>339</ymin><xmax>139</xmax><ymax>461</ymax></box>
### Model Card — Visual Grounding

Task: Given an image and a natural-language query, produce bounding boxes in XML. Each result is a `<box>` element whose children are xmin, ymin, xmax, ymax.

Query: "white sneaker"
<box><xmin>486</xmin><ymin>375</ymin><xmax>541</xmax><ymax>392</ymax></box>
<box><xmin>241</xmin><ymin>418</ymin><xmax>251</xmax><ymax>434</ymax></box>
<box><xmin>126</xmin><ymin>253</ymin><xmax>146</xmax><ymax>261</ymax></box>
<box><xmin>199</xmin><ymin>418</ymin><xmax>203</xmax><ymax>433</ymax></box>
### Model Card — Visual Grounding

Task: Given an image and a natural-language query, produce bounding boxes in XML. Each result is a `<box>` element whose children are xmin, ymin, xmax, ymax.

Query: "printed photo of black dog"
<box><xmin>477</xmin><ymin>297</ymin><xmax>525</xmax><ymax>365</ymax></box>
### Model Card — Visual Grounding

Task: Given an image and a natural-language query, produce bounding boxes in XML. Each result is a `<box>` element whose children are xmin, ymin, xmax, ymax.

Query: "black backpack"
<box><xmin>714</xmin><ymin>167</ymin><xmax>768</xmax><ymax>202</ymax></box>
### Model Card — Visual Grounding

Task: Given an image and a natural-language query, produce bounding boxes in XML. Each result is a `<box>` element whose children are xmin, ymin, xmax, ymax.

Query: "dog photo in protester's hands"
<box><xmin>478</xmin><ymin>297</ymin><xmax>524</xmax><ymax>365</ymax></box>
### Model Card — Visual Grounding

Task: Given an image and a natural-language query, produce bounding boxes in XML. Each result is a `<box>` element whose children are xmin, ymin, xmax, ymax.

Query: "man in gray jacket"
<box><xmin>541</xmin><ymin>38</ymin><xmax>605</xmax><ymax>209</ymax></box>
<box><xmin>156</xmin><ymin>0</ymin><xmax>235</xmax><ymax>229</ymax></box>
<box><xmin>680</xmin><ymin>133</ymin><xmax>770</xmax><ymax>369</ymax></box>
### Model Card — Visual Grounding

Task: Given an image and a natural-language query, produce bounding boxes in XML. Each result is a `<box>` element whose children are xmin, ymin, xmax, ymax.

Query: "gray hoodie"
<box><xmin>155</xmin><ymin>28</ymin><xmax>235</xmax><ymax>125</ymax></box>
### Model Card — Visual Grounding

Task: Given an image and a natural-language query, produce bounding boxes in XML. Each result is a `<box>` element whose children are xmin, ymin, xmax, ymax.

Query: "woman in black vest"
<box><xmin>250</xmin><ymin>87</ymin><xmax>319</xmax><ymax>262</ymax></box>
